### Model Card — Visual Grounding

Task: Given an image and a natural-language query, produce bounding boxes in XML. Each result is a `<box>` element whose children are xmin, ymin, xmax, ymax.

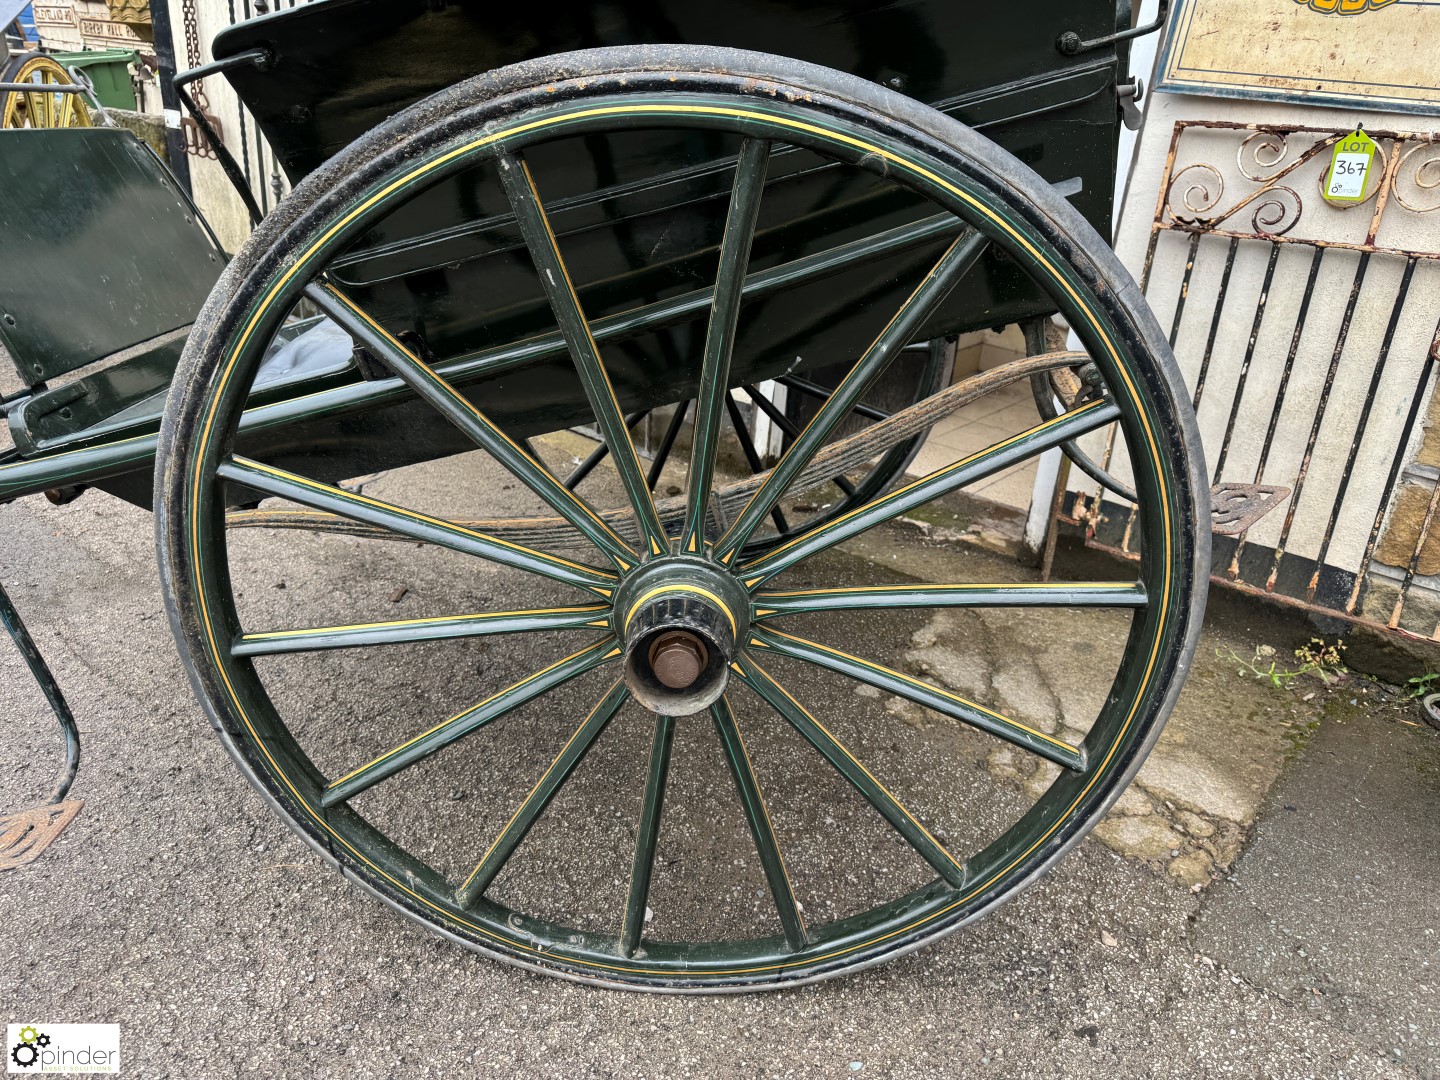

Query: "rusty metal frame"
<box><xmin>1057</xmin><ymin>120</ymin><xmax>1440</xmax><ymax>642</ymax></box>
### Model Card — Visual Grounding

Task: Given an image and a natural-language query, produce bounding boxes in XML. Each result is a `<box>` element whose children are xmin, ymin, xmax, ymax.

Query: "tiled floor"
<box><xmin>905</xmin><ymin>379</ymin><xmax>1042</xmax><ymax>511</ymax></box>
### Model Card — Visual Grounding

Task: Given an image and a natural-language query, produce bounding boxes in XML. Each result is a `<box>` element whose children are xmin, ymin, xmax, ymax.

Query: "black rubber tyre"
<box><xmin>157</xmin><ymin>45</ymin><xmax>1209</xmax><ymax>991</ymax></box>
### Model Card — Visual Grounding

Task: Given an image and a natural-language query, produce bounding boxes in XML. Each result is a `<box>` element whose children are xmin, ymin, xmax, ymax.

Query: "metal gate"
<box><xmin>1060</xmin><ymin>120</ymin><xmax>1440</xmax><ymax>639</ymax></box>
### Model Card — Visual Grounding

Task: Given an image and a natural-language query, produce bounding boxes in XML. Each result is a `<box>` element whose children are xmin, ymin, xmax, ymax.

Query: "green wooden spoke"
<box><xmin>739</xmin><ymin>398</ymin><xmax>1121</xmax><ymax>588</ymax></box>
<box><xmin>307</xmin><ymin>282</ymin><xmax>637</xmax><ymax>570</ymax></box>
<box><xmin>737</xmin><ymin>658</ymin><xmax>966</xmax><ymax>888</ymax></box>
<box><xmin>320</xmin><ymin>636</ymin><xmax>620</xmax><ymax>808</ymax></box>
<box><xmin>620</xmin><ymin>711</ymin><xmax>676</xmax><ymax>958</ymax></box>
<box><xmin>751</xmin><ymin>628</ymin><xmax>1086</xmax><ymax>772</ymax></box>
<box><xmin>751</xmin><ymin>582</ymin><xmax>1147</xmax><ymax>620</ymax></box>
<box><xmin>714</xmin><ymin>229</ymin><xmax>987</xmax><ymax>563</ymax></box>
<box><xmin>217</xmin><ymin>457</ymin><xmax>617</xmax><ymax>596</ymax></box>
<box><xmin>711</xmin><ymin>695</ymin><xmax>808</xmax><ymax>951</ymax></box>
<box><xmin>456</xmin><ymin>681</ymin><xmax>630</xmax><ymax>909</ymax></box>
<box><xmin>683</xmin><ymin>137</ymin><xmax>771</xmax><ymax>554</ymax></box>
<box><xmin>233</xmin><ymin>605</ymin><xmax>611</xmax><ymax>657</ymax></box>
<box><xmin>497</xmin><ymin>151</ymin><xmax>669</xmax><ymax>556</ymax></box>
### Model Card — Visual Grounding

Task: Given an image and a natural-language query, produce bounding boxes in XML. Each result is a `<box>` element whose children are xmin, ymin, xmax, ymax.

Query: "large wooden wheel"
<box><xmin>1</xmin><ymin>53</ymin><xmax>91</xmax><ymax>129</ymax></box>
<box><xmin>157</xmin><ymin>46</ymin><xmax>1208</xmax><ymax>990</ymax></box>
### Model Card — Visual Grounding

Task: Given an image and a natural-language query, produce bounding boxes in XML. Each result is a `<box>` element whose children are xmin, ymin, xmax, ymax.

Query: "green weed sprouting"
<box><xmin>1220</xmin><ymin>638</ymin><xmax>1346</xmax><ymax>689</ymax></box>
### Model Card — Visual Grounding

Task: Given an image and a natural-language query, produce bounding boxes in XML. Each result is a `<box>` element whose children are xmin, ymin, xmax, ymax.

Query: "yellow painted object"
<box><xmin>2</xmin><ymin>55</ymin><xmax>92</xmax><ymax>130</ymax></box>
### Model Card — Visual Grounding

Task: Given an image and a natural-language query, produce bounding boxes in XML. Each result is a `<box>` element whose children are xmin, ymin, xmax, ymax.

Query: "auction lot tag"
<box><xmin>1326</xmin><ymin>128</ymin><xmax>1376</xmax><ymax>202</ymax></box>
<box><xmin>7</xmin><ymin>1024</ymin><xmax>120</xmax><ymax>1073</ymax></box>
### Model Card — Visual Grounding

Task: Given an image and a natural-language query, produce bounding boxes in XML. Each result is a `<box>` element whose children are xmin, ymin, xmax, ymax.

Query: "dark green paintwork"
<box><xmin>497</xmin><ymin>152</ymin><xmax>670</xmax><ymax>556</ymax></box>
<box><xmin>753</xmin><ymin>627</ymin><xmax>1086</xmax><ymax>772</ymax></box>
<box><xmin>753</xmin><ymin>583</ymin><xmax>1148</xmax><ymax>620</ymax></box>
<box><xmin>0</xmin><ymin>129</ymin><xmax>220</xmax><ymax>387</ymax></box>
<box><xmin>214</xmin><ymin>0</ymin><xmax>1129</xmax><ymax>220</ymax></box>
<box><xmin>149</xmin><ymin>0</ymin><xmax>1132</xmax><ymax>510</ymax></box>
<box><xmin>0</xmin><ymin>209</ymin><xmax>962</xmax><ymax>505</ymax></box>
<box><xmin>683</xmin><ymin>138</ymin><xmax>770</xmax><ymax>554</ymax></box>
<box><xmin>232</xmin><ymin>604</ymin><xmax>609</xmax><ymax>658</ymax></box>
<box><xmin>620</xmin><ymin>712</ymin><xmax>675</xmax><ymax>957</ymax></box>
<box><xmin>712</xmin><ymin>696</ymin><xmax>807</xmax><ymax>951</ymax></box>
<box><xmin>215</xmin><ymin>456</ymin><xmax>616</xmax><ymax>594</ymax></box>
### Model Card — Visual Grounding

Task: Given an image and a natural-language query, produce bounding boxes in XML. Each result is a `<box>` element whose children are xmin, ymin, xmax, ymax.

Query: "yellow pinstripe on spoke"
<box><xmin>240</xmin><ymin>605</ymin><xmax>607</xmax><ymax>643</ymax></box>
<box><xmin>762</xmin><ymin>627</ymin><xmax>1077</xmax><ymax>757</ymax></box>
<box><xmin>326</xmin><ymin>640</ymin><xmax>616</xmax><ymax>791</ymax></box>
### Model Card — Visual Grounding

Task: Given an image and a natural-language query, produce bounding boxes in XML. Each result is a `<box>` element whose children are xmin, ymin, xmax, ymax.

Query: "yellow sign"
<box><xmin>1293</xmin><ymin>0</ymin><xmax>1395</xmax><ymax>13</ymax></box>
<box><xmin>1158</xmin><ymin>0</ymin><xmax>1440</xmax><ymax>115</ymax></box>
<box><xmin>1324</xmin><ymin>128</ymin><xmax>1377</xmax><ymax>202</ymax></box>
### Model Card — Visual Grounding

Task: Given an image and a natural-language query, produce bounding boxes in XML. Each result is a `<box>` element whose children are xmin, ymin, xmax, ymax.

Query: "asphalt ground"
<box><xmin>2</xmin><ymin>442</ymin><xmax>1437</xmax><ymax>1079</ymax></box>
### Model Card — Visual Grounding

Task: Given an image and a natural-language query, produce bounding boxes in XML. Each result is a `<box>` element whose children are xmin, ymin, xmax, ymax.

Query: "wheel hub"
<box><xmin>615</xmin><ymin>558</ymin><xmax>749</xmax><ymax>716</ymax></box>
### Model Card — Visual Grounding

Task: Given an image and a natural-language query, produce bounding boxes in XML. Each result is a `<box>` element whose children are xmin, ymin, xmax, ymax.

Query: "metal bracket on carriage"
<box><xmin>1209</xmin><ymin>482</ymin><xmax>1291</xmax><ymax>536</ymax></box>
<box><xmin>224</xmin><ymin>350</ymin><xmax>1093</xmax><ymax>548</ymax></box>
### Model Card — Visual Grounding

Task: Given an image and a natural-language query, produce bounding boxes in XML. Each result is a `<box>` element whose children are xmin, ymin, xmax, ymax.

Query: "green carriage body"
<box><xmin>1</xmin><ymin>0</ymin><xmax>1135</xmax><ymax>506</ymax></box>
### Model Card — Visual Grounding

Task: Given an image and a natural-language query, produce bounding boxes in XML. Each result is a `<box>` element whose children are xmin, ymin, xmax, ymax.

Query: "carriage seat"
<box><xmin>0</xmin><ymin>128</ymin><xmax>223</xmax><ymax>455</ymax></box>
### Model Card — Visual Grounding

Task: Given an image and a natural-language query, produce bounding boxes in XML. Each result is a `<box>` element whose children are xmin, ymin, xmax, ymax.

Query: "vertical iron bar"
<box><xmin>1307</xmin><ymin>258</ymin><xmax>1416</xmax><ymax>600</ymax></box>
<box><xmin>1191</xmin><ymin>237</ymin><xmax>1240</xmax><ymax>411</ymax></box>
<box><xmin>1226</xmin><ymin>246</ymin><xmax>1324</xmax><ymax>582</ymax></box>
<box><xmin>234</xmin><ymin>0</ymin><xmax>255</xmax><ymax>211</ymax></box>
<box><xmin>1347</xmin><ymin>315</ymin><xmax>1440</xmax><ymax>615</ymax></box>
<box><xmin>146</xmin><ymin>0</ymin><xmax>192</xmax><ymax>191</ymax></box>
<box><xmin>1266</xmin><ymin>253</ymin><xmax>1371</xmax><ymax>592</ymax></box>
<box><xmin>1390</xmin><ymin>473</ymin><xmax>1440</xmax><ymax>629</ymax></box>
<box><xmin>1166</xmin><ymin>232</ymin><xmax>1202</xmax><ymax>347</ymax></box>
<box><xmin>1211</xmin><ymin>242</ymin><xmax>1283</xmax><ymax>481</ymax></box>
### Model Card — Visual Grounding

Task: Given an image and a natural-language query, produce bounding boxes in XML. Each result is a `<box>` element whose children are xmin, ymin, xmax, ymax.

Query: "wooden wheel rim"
<box><xmin>157</xmin><ymin>49</ymin><xmax>1207</xmax><ymax>990</ymax></box>
<box><xmin>1</xmin><ymin>55</ymin><xmax>91</xmax><ymax>129</ymax></box>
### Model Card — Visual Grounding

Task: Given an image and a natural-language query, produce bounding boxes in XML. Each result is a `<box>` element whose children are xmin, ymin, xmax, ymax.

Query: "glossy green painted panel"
<box><xmin>0</xmin><ymin>129</ymin><xmax>221</xmax><ymax>385</ymax></box>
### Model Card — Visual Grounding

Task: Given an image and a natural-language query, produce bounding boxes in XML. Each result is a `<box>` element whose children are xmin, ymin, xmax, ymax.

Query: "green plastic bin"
<box><xmin>49</xmin><ymin>49</ymin><xmax>138</xmax><ymax>111</ymax></box>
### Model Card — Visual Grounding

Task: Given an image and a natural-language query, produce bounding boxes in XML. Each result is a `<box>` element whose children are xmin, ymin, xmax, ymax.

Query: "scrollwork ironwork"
<box><xmin>1236</xmin><ymin>130</ymin><xmax>1292</xmax><ymax>183</ymax></box>
<box><xmin>1393</xmin><ymin>141</ymin><xmax>1440</xmax><ymax>215</ymax></box>
<box><xmin>1165</xmin><ymin>163</ymin><xmax>1224</xmax><ymax>225</ymax></box>
<box><xmin>1249</xmin><ymin>185</ymin><xmax>1302</xmax><ymax>236</ymax></box>
<box><xmin>1156</xmin><ymin>121</ymin><xmax>1440</xmax><ymax>260</ymax></box>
